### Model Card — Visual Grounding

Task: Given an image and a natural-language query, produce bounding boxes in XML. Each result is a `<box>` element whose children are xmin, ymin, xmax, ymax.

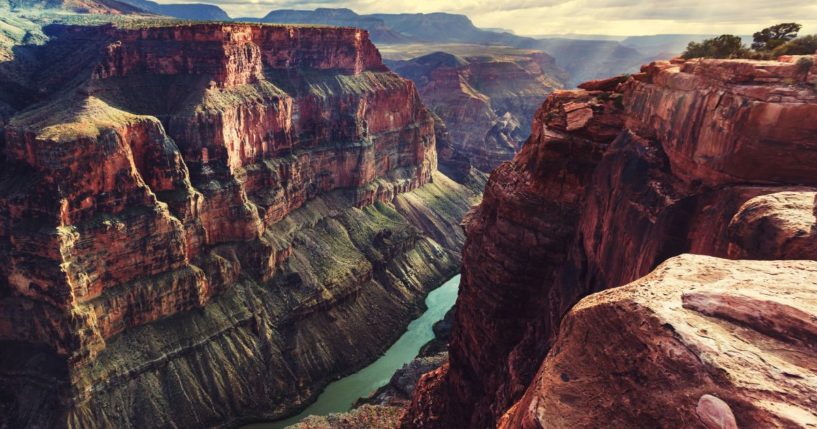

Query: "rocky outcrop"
<box><xmin>389</xmin><ymin>51</ymin><xmax>566</xmax><ymax>172</ymax></box>
<box><xmin>404</xmin><ymin>54</ymin><xmax>817</xmax><ymax>428</ymax></box>
<box><xmin>291</xmin><ymin>405</ymin><xmax>404</xmax><ymax>429</ymax></box>
<box><xmin>0</xmin><ymin>22</ymin><xmax>481</xmax><ymax>428</ymax></box>
<box><xmin>727</xmin><ymin>191</ymin><xmax>817</xmax><ymax>260</ymax></box>
<box><xmin>500</xmin><ymin>255</ymin><xmax>817</xmax><ymax>428</ymax></box>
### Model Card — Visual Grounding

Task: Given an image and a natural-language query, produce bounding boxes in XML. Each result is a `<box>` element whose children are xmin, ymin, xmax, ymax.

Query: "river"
<box><xmin>244</xmin><ymin>274</ymin><xmax>461</xmax><ymax>429</ymax></box>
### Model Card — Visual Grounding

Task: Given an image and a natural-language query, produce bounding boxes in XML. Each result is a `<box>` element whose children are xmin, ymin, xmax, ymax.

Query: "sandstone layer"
<box><xmin>404</xmin><ymin>55</ymin><xmax>817</xmax><ymax>428</ymax></box>
<box><xmin>0</xmin><ymin>22</ymin><xmax>481</xmax><ymax>428</ymax></box>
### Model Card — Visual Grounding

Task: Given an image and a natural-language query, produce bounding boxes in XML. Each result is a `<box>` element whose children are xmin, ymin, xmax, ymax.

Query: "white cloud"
<box><xmin>153</xmin><ymin>0</ymin><xmax>817</xmax><ymax>36</ymax></box>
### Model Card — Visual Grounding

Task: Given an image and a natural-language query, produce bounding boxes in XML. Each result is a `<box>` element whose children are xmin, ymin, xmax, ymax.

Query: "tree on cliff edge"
<box><xmin>752</xmin><ymin>23</ymin><xmax>802</xmax><ymax>51</ymax></box>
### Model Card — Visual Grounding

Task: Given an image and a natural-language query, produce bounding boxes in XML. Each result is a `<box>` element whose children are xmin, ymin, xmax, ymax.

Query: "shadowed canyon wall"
<box><xmin>0</xmin><ymin>22</ymin><xmax>482</xmax><ymax>428</ymax></box>
<box><xmin>404</xmin><ymin>55</ymin><xmax>817</xmax><ymax>428</ymax></box>
<box><xmin>389</xmin><ymin>51</ymin><xmax>566</xmax><ymax>172</ymax></box>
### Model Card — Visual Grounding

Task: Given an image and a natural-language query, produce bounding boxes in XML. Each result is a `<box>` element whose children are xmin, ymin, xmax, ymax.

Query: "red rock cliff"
<box><xmin>0</xmin><ymin>22</ymin><xmax>481</xmax><ymax>428</ymax></box>
<box><xmin>404</xmin><ymin>55</ymin><xmax>817</xmax><ymax>428</ymax></box>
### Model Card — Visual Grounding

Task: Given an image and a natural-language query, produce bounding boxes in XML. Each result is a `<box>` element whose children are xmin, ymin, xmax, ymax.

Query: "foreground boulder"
<box><xmin>500</xmin><ymin>254</ymin><xmax>817</xmax><ymax>428</ymax></box>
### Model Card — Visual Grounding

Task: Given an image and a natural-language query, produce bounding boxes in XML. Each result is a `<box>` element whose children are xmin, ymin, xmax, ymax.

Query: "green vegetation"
<box><xmin>10</xmin><ymin>96</ymin><xmax>152</xmax><ymax>141</ymax></box>
<box><xmin>796</xmin><ymin>57</ymin><xmax>814</xmax><ymax>77</ymax></box>
<box><xmin>682</xmin><ymin>34</ymin><xmax>748</xmax><ymax>59</ymax></box>
<box><xmin>682</xmin><ymin>23</ymin><xmax>816</xmax><ymax>60</ymax></box>
<box><xmin>773</xmin><ymin>35</ymin><xmax>817</xmax><ymax>56</ymax></box>
<box><xmin>752</xmin><ymin>23</ymin><xmax>801</xmax><ymax>51</ymax></box>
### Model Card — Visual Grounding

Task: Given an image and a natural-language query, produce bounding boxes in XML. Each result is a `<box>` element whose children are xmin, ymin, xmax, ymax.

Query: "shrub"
<box><xmin>773</xmin><ymin>35</ymin><xmax>817</xmax><ymax>56</ymax></box>
<box><xmin>680</xmin><ymin>23</ymin><xmax>813</xmax><ymax>60</ymax></box>
<box><xmin>682</xmin><ymin>35</ymin><xmax>748</xmax><ymax>59</ymax></box>
<box><xmin>796</xmin><ymin>57</ymin><xmax>814</xmax><ymax>74</ymax></box>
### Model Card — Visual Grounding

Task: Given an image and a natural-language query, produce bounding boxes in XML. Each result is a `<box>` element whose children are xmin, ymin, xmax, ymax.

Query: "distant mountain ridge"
<box><xmin>119</xmin><ymin>0</ymin><xmax>230</xmax><ymax>20</ymax></box>
<box><xmin>1</xmin><ymin>2</ymin><xmax>691</xmax><ymax>89</ymax></box>
<box><xmin>251</xmin><ymin>8</ymin><xmax>524</xmax><ymax>45</ymax></box>
<box><xmin>251</xmin><ymin>8</ymin><xmax>410</xmax><ymax>43</ymax></box>
<box><xmin>5</xmin><ymin>0</ymin><xmax>144</xmax><ymax>14</ymax></box>
<box><xmin>4</xmin><ymin>0</ymin><xmax>231</xmax><ymax>20</ymax></box>
<box><xmin>250</xmin><ymin>8</ymin><xmax>656</xmax><ymax>86</ymax></box>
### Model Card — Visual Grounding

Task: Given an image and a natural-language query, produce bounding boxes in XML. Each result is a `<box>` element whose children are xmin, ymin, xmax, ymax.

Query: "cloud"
<box><xmin>152</xmin><ymin>0</ymin><xmax>817</xmax><ymax>36</ymax></box>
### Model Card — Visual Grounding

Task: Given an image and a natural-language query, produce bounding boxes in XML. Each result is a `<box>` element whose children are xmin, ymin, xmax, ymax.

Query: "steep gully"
<box><xmin>404</xmin><ymin>55</ymin><xmax>817</xmax><ymax>427</ymax></box>
<box><xmin>0</xmin><ymin>22</ymin><xmax>483</xmax><ymax>428</ymax></box>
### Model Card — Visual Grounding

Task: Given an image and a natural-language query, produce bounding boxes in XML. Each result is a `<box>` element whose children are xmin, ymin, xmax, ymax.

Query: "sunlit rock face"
<box><xmin>500</xmin><ymin>255</ymin><xmax>817</xmax><ymax>428</ymax></box>
<box><xmin>403</xmin><ymin>55</ymin><xmax>817</xmax><ymax>428</ymax></box>
<box><xmin>0</xmin><ymin>22</ymin><xmax>483</xmax><ymax>428</ymax></box>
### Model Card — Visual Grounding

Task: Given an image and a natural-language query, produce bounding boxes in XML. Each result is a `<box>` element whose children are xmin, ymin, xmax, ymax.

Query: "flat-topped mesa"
<box><xmin>403</xmin><ymin>55</ymin><xmax>817</xmax><ymax>428</ymax></box>
<box><xmin>89</xmin><ymin>23</ymin><xmax>387</xmax><ymax>85</ymax></box>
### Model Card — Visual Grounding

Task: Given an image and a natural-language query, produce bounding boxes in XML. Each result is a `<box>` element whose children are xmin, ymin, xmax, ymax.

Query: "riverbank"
<box><xmin>244</xmin><ymin>274</ymin><xmax>461</xmax><ymax>429</ymax></box>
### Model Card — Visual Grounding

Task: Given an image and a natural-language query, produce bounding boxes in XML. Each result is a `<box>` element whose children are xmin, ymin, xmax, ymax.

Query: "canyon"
<box><xmin>386</xmin><ymin>49</ymin><xmax>566</xmax><ymax>172</ymax></box>
<box><xmin>404</xmin><ymin>55</ymin><xmax>817</xmax><ymax>428</ymax></box>
<box><xmin>2</xmin><ymin>2</ymin><xmax>817</xmax><ymax>428</ymax></box>
<box><xmin>0</xmin><ymin>20</ymin><xmax>482</xmax><ymax>428</ymax></box>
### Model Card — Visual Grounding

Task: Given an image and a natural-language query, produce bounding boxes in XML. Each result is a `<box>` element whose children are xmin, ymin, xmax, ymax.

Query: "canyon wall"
<box><xmin>404</xmin><ymin>55</ymin><xmax>817</xmax><ymax>428</ymax></box>
<box><xmin>389</xmin><ymin>51</ymin><xmax>566</xmax><ymax>172</ymax></box>
<box><xmin>0</xmin><ymin>22</ymin><xmax>481</xmax><ymax>428</ymax></box>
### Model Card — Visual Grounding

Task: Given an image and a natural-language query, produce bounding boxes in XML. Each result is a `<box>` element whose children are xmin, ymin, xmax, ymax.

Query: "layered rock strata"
<box><xmin>0</xmin><ymin>22</ymin><xmax>480</xmax><ymax>428</ymax></box>
<box><xmin>404</xmin><ymin>55</ymin><xmax>817</xmax><ymax>428</ymax></box>
<box><xmin>389</xmin><ymin>51</ymin><xmax>566</xmax><ymax>172</ymax></box>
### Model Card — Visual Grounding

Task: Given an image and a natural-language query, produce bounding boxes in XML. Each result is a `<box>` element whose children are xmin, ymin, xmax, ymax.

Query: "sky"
<box><xmin>153</xmin><ymin>0</ymin><xmax>817</xmax><ymax>36</ymax></box>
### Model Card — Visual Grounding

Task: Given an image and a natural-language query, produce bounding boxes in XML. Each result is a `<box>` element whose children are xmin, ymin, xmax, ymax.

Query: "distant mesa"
<box><xmin>120</xmin><ymin>0</ymin><xmax>230</xmax><ymax>20</ymax></box>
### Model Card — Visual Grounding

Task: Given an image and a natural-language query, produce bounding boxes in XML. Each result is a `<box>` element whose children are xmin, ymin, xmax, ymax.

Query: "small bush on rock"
<box><xmin>682</xmin><ymin>35</ymin><xmax>748</xmax><ymax>59</ymax></box>
<box><xmin>773</xmin><ymin>35</ymin><xmax>817</xmax><ymax>56</ymax></box>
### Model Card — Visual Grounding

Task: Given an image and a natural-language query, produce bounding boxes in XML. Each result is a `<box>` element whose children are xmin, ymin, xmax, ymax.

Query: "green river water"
<box><xmin>245</xmin><ymin>274</ymin><xmax>461</xmax><ymax>429</ymax></box>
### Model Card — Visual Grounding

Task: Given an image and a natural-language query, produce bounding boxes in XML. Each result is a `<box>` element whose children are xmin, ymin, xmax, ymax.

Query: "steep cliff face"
<box><xmin>0</xmin><ymin>22</ymin><xmax>481</xmax><ymax>428</ymax></box>
<box><xmin>389</xmin><ymin>51</ymin><xmax>566</xmax><ymax>172</ymax></box>
<box><xmin>404</xmin><ymin>55</ymin><xmax>817</xmax><ymax>428</ymax></box>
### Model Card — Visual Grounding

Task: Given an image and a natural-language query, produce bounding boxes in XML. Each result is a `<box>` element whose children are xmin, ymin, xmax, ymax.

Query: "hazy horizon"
<box><xmin>151</xmin><ymin>0</ymin><xmax>817</xmax><ymax>37</ymax></box>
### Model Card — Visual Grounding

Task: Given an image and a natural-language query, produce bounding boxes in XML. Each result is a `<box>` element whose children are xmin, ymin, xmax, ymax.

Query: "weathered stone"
<box><xmin>499</xmin><ymin>256</ymin><xmax>817</xmax><ymax>428</ymax></box>
<box><xmin>697</xmin><ymin>395</ymin><xmax>738</xmax><ymax>429</ymax></box>
<box><xmin>405</xmin><ymin>56</ymin><xmax>817</xmax><ymax>428</ymax></box>
<box><xmin>728</xmin><ymin>191</ymin><xmax>817</xmax><ymax>260</ymax></box>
